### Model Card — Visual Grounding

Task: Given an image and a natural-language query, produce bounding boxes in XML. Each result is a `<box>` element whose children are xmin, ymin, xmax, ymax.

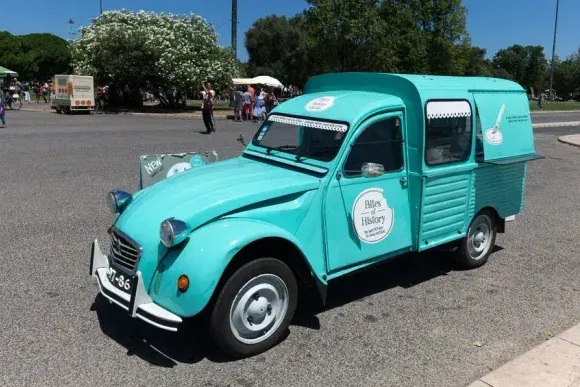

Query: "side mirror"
<box><xmin>361</xmin><ymin>163</ymin><xmax>385</xmax><ymax>178</ymax></box>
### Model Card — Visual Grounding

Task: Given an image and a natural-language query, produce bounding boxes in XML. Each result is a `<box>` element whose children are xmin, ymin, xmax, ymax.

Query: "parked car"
<box><xmin>90</xmin><ymin>72</ymin><xmax>542</xmax><ymax>358</ymax></box>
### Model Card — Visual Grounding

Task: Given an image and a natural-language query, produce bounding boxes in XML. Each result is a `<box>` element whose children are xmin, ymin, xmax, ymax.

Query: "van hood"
<box><xmin>115</xmin><ymin>156</ymin><xmax>320</xmax><ymax>244</ymax></box>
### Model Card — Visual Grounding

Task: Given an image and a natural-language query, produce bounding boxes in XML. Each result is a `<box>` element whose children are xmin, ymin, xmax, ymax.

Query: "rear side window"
<box><xmin>425</xmin><ymin>100</ymin><xmax>473</xmax><ymax>166</ymax></box>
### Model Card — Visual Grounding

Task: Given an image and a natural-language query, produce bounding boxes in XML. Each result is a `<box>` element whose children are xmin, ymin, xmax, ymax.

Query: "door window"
<box><xmin>343</xmin><ymin>117</ymin><xmax>404</xmax><ymax>177</ymax></box>
<box><xmin>425</xmin><ymin>100</ymin><xmax>473</xmax><ymax>166</ymax></box>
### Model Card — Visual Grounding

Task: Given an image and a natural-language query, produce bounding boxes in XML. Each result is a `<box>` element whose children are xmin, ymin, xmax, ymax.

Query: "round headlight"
<box><xmin>107</xmin><ymin>191</ymin><xmax>117</xmax><ymax>214</ymax></box>
<box><xmin>160</xmin><ymin>220</ymin><xmax>175</xmax><ymax>248</ymax></box>
<box><xmin>107</xmin><ymin>189</ymin><xmax>132</xmax><ymax>214</ymax></box>
<box><xmin>160</xmin><ymin>218</ymin><xmax>190</xmax><ymax>248</ymax></box>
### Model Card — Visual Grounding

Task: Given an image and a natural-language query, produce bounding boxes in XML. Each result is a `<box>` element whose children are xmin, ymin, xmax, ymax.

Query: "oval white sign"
<box><xmin>352</xmin><ymin>188</ymin><xmax>394</xmax><ymax>244</ymax></box>
<box><xmin>166</xmin><ymin>162</ymin><xmax>191</xmax><ymax>178</ymax></box>
<box><xmin>305</xmin><ymin>96</ymin><xmax>335</xmax><ymax>112</ymax></box>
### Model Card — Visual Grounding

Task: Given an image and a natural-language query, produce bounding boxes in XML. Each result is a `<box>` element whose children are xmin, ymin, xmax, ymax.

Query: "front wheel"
<box><xmin>9</xmin><ymin>99</ymin><xmax>22</xmax><ymax>110</ymax></box>
<box><xmin>455</xmin><ymin>210</ymin><xmax>497</xmax><ymax>269</ymax></box>
<box><xmin>210</xmin><ymin>258</ymin><xmax>298</xmax><ymax>359</ymax></box>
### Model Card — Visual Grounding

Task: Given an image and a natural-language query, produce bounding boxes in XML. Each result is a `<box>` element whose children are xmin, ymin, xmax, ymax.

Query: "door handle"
<box><xmin>400</xmin><ymin>177</ymin><xmax>408</xmax><ymax>188</ymax></box>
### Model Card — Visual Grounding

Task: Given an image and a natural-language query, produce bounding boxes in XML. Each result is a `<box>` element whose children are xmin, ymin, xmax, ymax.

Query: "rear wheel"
<box><xmin>210</xmin><ymin>258</ymin><xmax>298</xmax><ymax>359</ymax></box>
<box><xmin>456</xmin><ymin>210</ymin><xmax>497</xmax><ymax>269</ymax></box>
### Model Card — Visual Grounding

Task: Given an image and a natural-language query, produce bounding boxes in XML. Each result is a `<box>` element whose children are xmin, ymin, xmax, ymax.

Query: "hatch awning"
<box><xmin>472</xmin><ymin>92</ymin><xmax>540</xmax><ymax>163</ymax></box>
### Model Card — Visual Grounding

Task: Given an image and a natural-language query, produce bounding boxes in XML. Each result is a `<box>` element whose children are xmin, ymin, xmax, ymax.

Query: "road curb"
<box><xmin>533</xmin><ymin>121</ymin><xmax>580</xmax><ymax>129</ymax></box>
<box><xmin>558</xmin><ymin>135</ymin><xmax>580</xmax><ymax>147</ymax></box>
<box><xmin>468</xmin><ymin>323</ymin><xmax>580</xmax><ymax>387</ymax></box>
<box><xmin>531</xmin><ymin>110</ymin><xmax>580</xmax><ymax>114</ymax></box>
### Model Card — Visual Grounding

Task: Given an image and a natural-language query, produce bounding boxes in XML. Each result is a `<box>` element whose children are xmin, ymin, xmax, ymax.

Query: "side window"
<box><xmin>425</xmin><ymin>100</ymin><xmax>473</xmax><ymax>166</ymax></box>
<box><xmin>344</xmin><ymin>117</ymin><xmax>404</xmax><ymax>177</ymax></box>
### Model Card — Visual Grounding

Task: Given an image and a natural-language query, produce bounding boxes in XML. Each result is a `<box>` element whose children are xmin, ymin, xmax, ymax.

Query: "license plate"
<box><xmin>106</xmin><ymin>267</ymin><xmax>133</xmax><ymax>294</ymax></box>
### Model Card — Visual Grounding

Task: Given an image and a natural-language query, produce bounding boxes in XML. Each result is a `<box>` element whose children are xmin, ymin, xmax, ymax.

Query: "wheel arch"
<box><xmin>475</xmin><ymin>206</ymin><xmax>505</xmax><ymax>233</ymax></box>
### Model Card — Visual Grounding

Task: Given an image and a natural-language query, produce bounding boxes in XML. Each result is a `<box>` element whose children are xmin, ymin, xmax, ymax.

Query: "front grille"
<box><xmin>109</xmin><ymin>229</ymin><xmax>141</xmax><ymax>273</ymax></box>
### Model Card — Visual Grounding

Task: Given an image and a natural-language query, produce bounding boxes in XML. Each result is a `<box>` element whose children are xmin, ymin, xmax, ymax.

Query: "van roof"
<box><xmin>270</xmin><ymin>90</ymin><xmax>405</xmax><ymax>124</ymax></box>
<box><xmin>305</xmin><ymin>72</ymin><xmax>525</xmax><ymax>95</ymax></box>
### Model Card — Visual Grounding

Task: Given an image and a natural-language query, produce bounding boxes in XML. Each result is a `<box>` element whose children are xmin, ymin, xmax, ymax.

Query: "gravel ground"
<box><xmin>1</xmin><ymin>110</ymin><xmax>580</xmax><ymax>387</ymax></box>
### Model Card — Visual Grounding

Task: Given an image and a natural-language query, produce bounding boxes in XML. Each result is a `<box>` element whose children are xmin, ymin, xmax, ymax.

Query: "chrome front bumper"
<box><xmin>90</xmin><ymin>239</ymin><xmax>182</xmax><ymax>332</ymax></box>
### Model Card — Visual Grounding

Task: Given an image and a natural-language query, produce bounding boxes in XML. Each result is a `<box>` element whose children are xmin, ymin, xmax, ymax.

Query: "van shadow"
<box><xmin>291</xmin><ymin>245</ymin><xmax>504</xmax><ymax>329</ymax></box>
<box><xmin>91</xmin><ymin>295</ymin><xmax>228</xmax><ymax>367</ymax></box>
<box><xmin>92</xmin><ymin>245</ymin><xmax>503</xmax><ymax>366</ymax></box>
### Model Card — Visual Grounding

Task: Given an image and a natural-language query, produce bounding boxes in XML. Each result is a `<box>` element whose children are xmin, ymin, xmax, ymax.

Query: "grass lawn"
<box><xmin>529</xmin><ymin>101</ymin><xmax>580</xmax><ymax>111</ymax></box>
<box><xmin>185</xmin><ymin>99</ymin><xmax>231</xmax><ymax>111</ymax></box>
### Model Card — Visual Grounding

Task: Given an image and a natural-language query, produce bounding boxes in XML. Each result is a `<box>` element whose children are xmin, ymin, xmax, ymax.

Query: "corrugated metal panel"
<box><xmin>419</xmin><ymin>172</ymin><xmax>470</xmax><ymax>248</ymax></box>
<box><xmin>473</xmin><ymin>163</ymin><xmax>527</xmax><ymax>217</ymax></box>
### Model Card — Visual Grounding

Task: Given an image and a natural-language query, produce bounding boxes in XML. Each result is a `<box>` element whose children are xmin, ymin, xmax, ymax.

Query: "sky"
<box><xmin>1</xmin><ymin>0</ymin><xmax>578</xmax><ymax>62</ymax></box>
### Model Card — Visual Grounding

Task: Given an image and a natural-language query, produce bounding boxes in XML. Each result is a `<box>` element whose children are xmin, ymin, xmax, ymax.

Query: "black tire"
<box><xmin>209</xmin><ymin>258</ymin><xmax>298</xmax><ymax>359</ymax></box>
<box><xmin>456</xmin><ymin>210</ymin><xmax>497</xmax><ymax>269</ymax></box>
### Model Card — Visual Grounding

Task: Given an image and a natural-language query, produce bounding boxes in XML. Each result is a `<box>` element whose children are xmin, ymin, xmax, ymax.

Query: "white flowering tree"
<box><xmin>72</xmin><ymin>10</ymin><xmax>239</xmax><ymax>105</ymax></box>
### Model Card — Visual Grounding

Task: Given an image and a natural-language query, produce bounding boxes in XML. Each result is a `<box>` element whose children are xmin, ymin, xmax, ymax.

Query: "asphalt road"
<box><xmin>531</xmin><ymin>110</ymin><xmax>580</xmax><ymax>124</ymax></box>
<box><xmin>1</xmin><ymin>110</ymin><xmax>580</xmax><ymax>387</ymax></box>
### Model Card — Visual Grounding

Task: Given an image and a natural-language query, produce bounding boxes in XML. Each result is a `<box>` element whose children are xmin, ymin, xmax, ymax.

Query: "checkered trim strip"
<box><xmin>269</xmin><ymin>115</ymin><xmax>348</xmax><ymax>132</ymax></box>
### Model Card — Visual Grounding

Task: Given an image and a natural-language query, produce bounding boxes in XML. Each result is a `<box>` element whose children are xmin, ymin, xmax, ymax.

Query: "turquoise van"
<box><xmin>90</xmin><ymin>73</ymin><xmax>542</xmax><ymax>358</ymax></box>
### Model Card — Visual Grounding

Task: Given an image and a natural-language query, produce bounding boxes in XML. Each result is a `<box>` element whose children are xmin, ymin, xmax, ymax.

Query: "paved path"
<box><xmin>1</xmin><ymin>111</ymin><xmax>580</xmax><ymax>387</ymax></box>
<box><xmin>469</xmin><ymin>324</ymin><xmax>580</xmax><ymax>387</ymax></box>
<box><xmin>559</xmin><ymin>134</ymin><xmax>580</xmax><ymax>147</ymax></box>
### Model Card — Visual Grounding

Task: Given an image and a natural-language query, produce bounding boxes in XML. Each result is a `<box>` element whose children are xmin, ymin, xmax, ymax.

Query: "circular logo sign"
<box><xmin>166</xmin><ymin>162</ymin><xmax>191</xmax><ymax>178</ymax></box>
<box><xmin>485</xmin><ymin>128</ymin><xmax>503</xmax><ymax>145</ymax></box>
<box><xmin>305</xmin><ymin>96</ymin><xmax>335</xmax><ymax>112</ymax></box>
<box><xmin>190</xmin><ymin>154</ymin><xmax>205</xmax><ymax>168</ymax></box>
<box><xmin>352</xmin><ymin>188</ymin><xmax>394</xmax><ymax>244</ymax></box>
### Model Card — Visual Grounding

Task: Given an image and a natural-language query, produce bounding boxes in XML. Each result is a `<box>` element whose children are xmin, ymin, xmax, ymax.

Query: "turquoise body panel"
<box><xmin>108</xmin><ymin>73</ymin><xmax>537</xmax><ymax>318</ymax></box>
<box><xmin>148</xmin><ymin>218</ymin><xmax>313</xmax><ymax>317</ymax></box>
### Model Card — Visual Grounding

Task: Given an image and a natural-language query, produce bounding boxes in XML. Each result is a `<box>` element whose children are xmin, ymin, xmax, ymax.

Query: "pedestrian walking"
<box><xmin>0</xmin><ymin>98</ymin><xmax>6</xmax><ymax>127</ymax></box>
<box><xmin>242</xmin><ymin>86</ymin><xmax>253</xmax><ymax>121</ymax></box>
<box><xmin>265</xmin><ymin>87</ymin><xmax>277</xmax><ymax>114</ymax></box>
<box><xmin>253</xmin><ymin>88</ymin><xmax>266</xmax><ymax>123</ymax></box>
<box><xmin>233</xmin><ymin>87</ymin><xmax>244</xmax><ymax>122</ymax></box>
<box><xmin>201</xmin><ymin>82</ymin><xmax>216</xmax><ymax>134</ymax></box>
<box><xmin>42</xmin><ymin>83</ymin><xmax>49</xmax><ymax>103</ymax></box>
<box><xmin>538</xmin><ymin>93</ymin><xmax>545</xmax><ymax>111</ymax></box>
<box><xmin>23</xmin><ymin>82</ymin><xmax>30</xmax><ymax>103</ymax></box>
<box><xmin>33</xmin><ymin>84</ymin><xmax>41</xmax><ymax>103</ymax></box>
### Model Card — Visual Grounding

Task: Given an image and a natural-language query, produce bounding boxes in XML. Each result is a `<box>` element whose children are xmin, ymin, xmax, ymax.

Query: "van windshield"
<box><xmin>251</xmin><ymin>114</ymin><xmax>349</xmax><ymax>162</ymax></box>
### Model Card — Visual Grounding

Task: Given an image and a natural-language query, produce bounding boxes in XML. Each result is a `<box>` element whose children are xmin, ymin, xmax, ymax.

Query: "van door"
<box><xmin>324</xmin><ymin>112</ymin><xmax>412</xmax><ymax>273</ymax></box>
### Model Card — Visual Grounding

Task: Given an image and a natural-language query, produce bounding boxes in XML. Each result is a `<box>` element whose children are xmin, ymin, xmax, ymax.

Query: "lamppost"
<box><xmin>100</xmin><ymin>0</ymin><xmax>103</xmax><ymax>15</ymax></box>
<box><xmin>67</xmin><ymin>18</ymin><xmax>76</xmax><ymax>43</ymax></box>
<box><xmin>548</xmin><ymin>0</ymin><xmax>560</xmax><ymax>101</ymax></box>
<box><xmin>231</xmin><ymin>0</ymin><xmax>237</xmax><ymax>60</ymax></box>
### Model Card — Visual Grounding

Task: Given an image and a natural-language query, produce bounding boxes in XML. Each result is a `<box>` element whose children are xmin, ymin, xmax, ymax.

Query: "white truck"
<box><xmin>51</xmin><ymin>75</ymin><xmax>95</xmax><ymax>114</ymax></box>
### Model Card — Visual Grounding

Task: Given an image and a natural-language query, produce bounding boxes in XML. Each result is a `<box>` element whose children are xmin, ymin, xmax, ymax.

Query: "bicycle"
<box><xmin>4</xmin><ymin>93</ymin><xmax>22</xmax><ymax>110</ymax></box>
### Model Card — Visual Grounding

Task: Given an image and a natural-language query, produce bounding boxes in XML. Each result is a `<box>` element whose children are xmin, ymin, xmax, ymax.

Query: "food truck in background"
<box><xmin>51</xmin><ymin>74</ymin><xmax>95</xmax><ymax>113</ymax></box>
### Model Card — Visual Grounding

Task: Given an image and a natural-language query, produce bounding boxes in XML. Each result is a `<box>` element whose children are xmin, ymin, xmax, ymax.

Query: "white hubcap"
<box><xmin>467</xmin><ymin>214</ymin><xmax>493</xmax><ymax>260</ymax></box>
<box><xmin>229</xmin><ymin>274</ymin><xmax>289</xmax><ymax>345</ymax></box>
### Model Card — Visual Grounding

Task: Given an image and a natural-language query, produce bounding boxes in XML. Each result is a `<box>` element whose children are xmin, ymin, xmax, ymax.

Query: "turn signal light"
<box><xmin>177</xmin><ymin>275</ymin><xmax>189</xmax><ymax>292</ymax></box>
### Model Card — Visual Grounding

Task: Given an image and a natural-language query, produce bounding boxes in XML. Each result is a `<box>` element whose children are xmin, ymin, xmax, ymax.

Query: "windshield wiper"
<box><xmin>266</xmin><ymin>145</ymin><xmax>299</xmax><ymax>154</ymax></box>
<box><xmin>296</xmin><ymin>146</ymin><xmax>339</xmax><ymax>161</ymax></box>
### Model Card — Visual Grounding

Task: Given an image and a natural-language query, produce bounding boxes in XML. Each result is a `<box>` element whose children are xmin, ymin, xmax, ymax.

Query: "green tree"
<box><xmin>459</xmin><ymin>45</ymin><xmax>493</xmax><ymax>77</ymax></box>
<box><xmin>0</xmin><ymin>32</ymin><xmax>71</xmax><ymax>81</ymax></box>
<box><xmin>492</xmin><ymin>45</ymin><xmax>548</xmax><ymax>93</ymax></box>
<box><xmin>245</xmin><ymin>14</ymin><xmax>311</xmax><ymax>87</ymax></box>
<box><xmin>304</xmin><ymin>0</ymin><xmax>396</xmax><ymax>74</ymax></box>
<box><xmin>553</xmin><ymin>49</ymin><xmax>580</xmax><ymax>99</ymax></box>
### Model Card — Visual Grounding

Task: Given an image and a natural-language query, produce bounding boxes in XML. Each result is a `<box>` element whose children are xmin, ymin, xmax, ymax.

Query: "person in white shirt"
<box><xmin>201</xmin><ymin>82</ymin><xmax>216</xmax><ymax>134</ymax></box>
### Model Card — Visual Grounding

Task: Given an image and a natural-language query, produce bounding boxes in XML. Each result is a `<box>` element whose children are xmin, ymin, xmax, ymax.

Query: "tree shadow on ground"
<box><xmin>91</xmin><ymin>245</ymin><xmax>503</xmax><ymax>366</ymax></box>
